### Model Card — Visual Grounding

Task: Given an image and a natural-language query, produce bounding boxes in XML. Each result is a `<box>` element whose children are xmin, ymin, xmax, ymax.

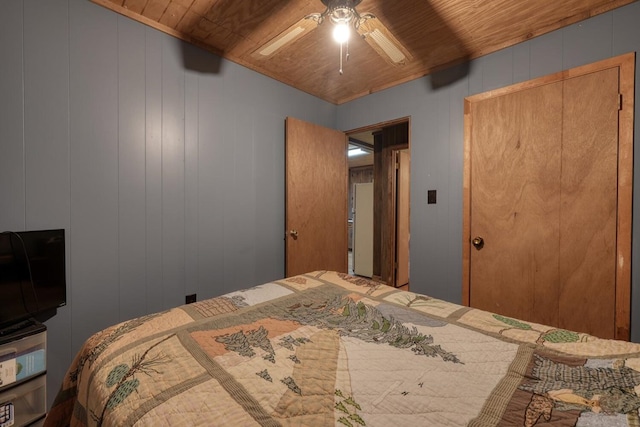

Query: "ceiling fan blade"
<box><xmin>357</xmin><ymin>15</ymin><xmax>412</xmax><ymax>66</ymax></box>
<box><xmin>252</xmin><ymin>15</ymin><xmax>319</xmax><ymax>59</ymax></box>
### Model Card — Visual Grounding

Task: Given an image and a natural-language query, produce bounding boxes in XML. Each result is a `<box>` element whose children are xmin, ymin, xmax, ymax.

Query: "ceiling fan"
<box><xmin>252</xmin><ymin>0</ymin><xmax>412</xmax><ymax>73</ymax></box>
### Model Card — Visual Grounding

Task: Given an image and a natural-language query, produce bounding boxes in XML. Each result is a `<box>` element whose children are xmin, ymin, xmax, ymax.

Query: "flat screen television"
<box><xmin>0</xmin><ymin>229</ymin><xmax>67</xmax><ymax>330</ymax></box>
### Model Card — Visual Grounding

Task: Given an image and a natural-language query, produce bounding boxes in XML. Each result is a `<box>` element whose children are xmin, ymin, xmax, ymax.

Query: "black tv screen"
<box><xmin>0</xmin><ymin>229</ymin><xmax>67</xmax><ymax>329</ymax></box>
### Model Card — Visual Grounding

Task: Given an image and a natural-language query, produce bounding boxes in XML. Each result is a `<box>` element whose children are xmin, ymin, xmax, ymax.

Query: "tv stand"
<box><xmin>0</xmin><ymin>319</ymin><xmax>37</xmax><ymax>337</ymax></box>
<box><xmin>0</xmin><ymin>320</ymin><xmax>47</xmax><ymax>426</ymax></box>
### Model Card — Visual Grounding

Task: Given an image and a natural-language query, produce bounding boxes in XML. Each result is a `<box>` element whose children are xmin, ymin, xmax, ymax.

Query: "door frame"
<box><xmin>462</xmin><ymin>52</ymin><xmax>635</xmax><ymax>340</ymax></box>
<box><xmin>346</xmin><ymin>116</ymin><xmax>411</xmax><ymax>286</ymax></box>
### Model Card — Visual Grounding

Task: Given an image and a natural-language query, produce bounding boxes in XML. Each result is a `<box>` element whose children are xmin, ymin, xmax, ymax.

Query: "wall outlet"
<box><xmin>185</xmin><ymin>294</ymin><xmax>197</xmax><ymax>304</ymax></box>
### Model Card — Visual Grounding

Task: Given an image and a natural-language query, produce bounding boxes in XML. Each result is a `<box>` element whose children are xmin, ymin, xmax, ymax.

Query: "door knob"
<box><xmin>289</xmin><ymin>230</ymin><xmax>299</xmax><ymax>238</ymax></box>
<box><xmin>472</xmin><ymin>236</ymin><xmax>484</xmax><ymax>250</ymax></box>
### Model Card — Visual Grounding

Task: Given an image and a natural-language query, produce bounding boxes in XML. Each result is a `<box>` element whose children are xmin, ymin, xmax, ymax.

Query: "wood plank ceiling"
<box><xmin>91</xmin><ymin>0</ymin><xmax>636</xmax><ymax>105</ymax></box>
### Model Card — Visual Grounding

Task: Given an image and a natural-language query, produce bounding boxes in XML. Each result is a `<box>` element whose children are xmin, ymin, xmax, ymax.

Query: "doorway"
<box><xmin>284</xmin><ymin>116</ymin><xmax>410</xmax><ymax>285</ymax></box>
<box><xmin>347</xmin><ymin>118</ymin><xmax>410</xmax><ymax>288</ymax></box>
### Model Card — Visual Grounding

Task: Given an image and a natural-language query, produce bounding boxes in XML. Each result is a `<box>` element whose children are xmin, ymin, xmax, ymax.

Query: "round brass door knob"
<box><xmin>472</xmin><ymin>236</ymin><xmax>484</xmax><ymax>249</ymax></box>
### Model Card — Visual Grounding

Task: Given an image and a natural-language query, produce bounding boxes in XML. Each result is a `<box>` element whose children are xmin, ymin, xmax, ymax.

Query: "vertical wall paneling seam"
<box><xmin>558</xmin><ymin>66</ymin><xmax>565</xmax><ymax>327</ymax></box>
<box><xmin>160</xmin><ymin>38</ymin><xmax>164</xmax><ymax>309</ymax></box>
<box><xmin>66</xmin><ymin>0</ymin><xmax>73</xmax><ymax>340</ymax></box>
<box><xmin>144</xmin><ymin>27</ymin><xmax>149</xmax><ymax>314</ymax></box>
<box><xmin>511</xmin><ymin>49</ymin><xmax>515</xmax><ymax>86</ymax></box>
<box><xmin>561</xmin><ymin>30</ymin><xmax>565</xmax><ymax>75</ymax></box>
<box><xmin>195</xmin><ymin>74</ymin><xmax>199</xmax><ymax>298</ymax></box>
<box><xmin>116</xmin><ymin>16</ymin><xmax>121</xmax><ymax>322</ymax></box>
<box><xmin>183</xmin><ymin>68</ymin><xmax>186</xmax><ymax>300</ymax></box>
<box><xmin>180</xmin><ymin>67</ymin><xmax>186</xmax><ymax>295</ymax></box>
<box><xmin>21</xmin><ymin>0</ymin><xmax>26</xmax><ymax>230</ymax></box>
<box><xmin>609</xmin><ymin>12</ymin><xmax>614</xmax><ymax>59</ymax></box>
<box><xmin>184</xmin><ymin>68</ymin><xmax>199</xmax><ymax>299</ymax></box>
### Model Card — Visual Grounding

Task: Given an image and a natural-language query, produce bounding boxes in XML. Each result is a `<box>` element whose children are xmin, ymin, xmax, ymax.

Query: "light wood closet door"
<box><xmin>464</xmin><ymin>56</ymin><xmax>632</xmax><ymax>340</ymax></box>
<box><xmin>559</xmin><ymin>68</ymin><xmax>619</xmax><ymax>337</ymax></box>
<box><xmin>469</xmin><ymin>81</ymin><xmax>563</xmax><ymax>328</ymax></box>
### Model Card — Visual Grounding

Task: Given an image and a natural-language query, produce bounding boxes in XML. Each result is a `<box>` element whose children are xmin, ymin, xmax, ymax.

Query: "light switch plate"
<box><xmin>428</xmin><ymin>190</ymin><xmax>437</xmax><ymax>204</ymax></box>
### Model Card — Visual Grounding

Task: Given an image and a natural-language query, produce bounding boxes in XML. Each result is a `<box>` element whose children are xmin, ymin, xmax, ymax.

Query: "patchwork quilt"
<box><xmin>45</xmin><ymin>271</ymin><xmax>640</xmax><ymax>426</ymax></box>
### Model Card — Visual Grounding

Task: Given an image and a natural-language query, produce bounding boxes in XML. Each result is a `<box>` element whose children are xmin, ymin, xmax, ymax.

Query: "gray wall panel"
<box><xmin>253</xmin><ymin>111</ymin><xmax>286</xmax><ymax>282</ymax></box>
<box><xmin>117</xmin><ymin>16</ymin><xmax>147</xmax><ymax>322</ymax></box>
<box><xmin>481</xmin><ymin>48</ymin><xmax>514</xmax><ymax>91</ymax></box>
<box><xmin>512</xmin><ymin>43</ymin><xmax>531</xmax><ymax>83</ymax></box>
<box><xmin>429</xmin><ymin>88</ymin><xmax>454</xmax><ymax>296</ymax></box>
<box><xmin>446</xmin><ymin>77</ymin><xmax>468</xmax><ymax>296</ymax></box>
<box><xmin>195</xmin><ymin>73</ymin><xmax>226</xmax><ymax>301</ymax></box>
<box><xmin>23</xmin><ymin>0</ymin><xmax>71</xmax><ymax>406</ymax></box>
<box><xmin>232</xmin><ymin>115</ymin><xmax>257</xmax><ymax>289</ymax></box>
<box><xmin>184</xmin><ymin>69</ymin><xmax>199</xmax><ymax>298</ymax></box>
<box><xmin>612</xmin><ymin>1</ymin><xmax>640</xmax><ymax>55</ymax></box>
<box><xmin>221</xmin><ymin>103</ymin><xmax>240</xmax><ymax>293</ymax></box>
<box><xmin>562</xmin><ymin>12</ymin><xmax>613</xmax><ymax>70</ymax></box>
<box><xmin>529</xmin><ymin>31</ymin><xmax>564</xmax><ymax>79</ymax></box>
<box><xmin>161</xmin><ymin>37</ymin><xmax>186</xmax><ymax>310</ymax></box>
<box><xmin>0</xmin><ymin>0</ymin><xmax>25</xmax><ymax>230</ymax></box>
<box><xmin>467</xmin><ymin>57</ymin><xmax>483</xmax><ymax>96</ymax></box>
<box><xmin>69</xmin><ymin>0</ymin><xmax>119</xmax><ymax>351</ymax></box>
<box><xmin>409</xmin><ymin>86</ymin><xmax>440</xmax><ymax>297</ymax></box>
<box><xmin>24</xmin><ymin>0</ymin><xmax>70</xmax><ymax>227</ymax></box>
<box><xmin>144</xmin><ymin>27</ymin><xmax>164</xmax><ymax>315</ymax></box>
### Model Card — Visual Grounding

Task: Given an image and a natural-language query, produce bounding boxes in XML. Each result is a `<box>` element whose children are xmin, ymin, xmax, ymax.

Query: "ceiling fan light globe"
<box><xmin>333</xmin><ymin>23</ymin><xmax>350</xmax><ymax>44</ymax></box>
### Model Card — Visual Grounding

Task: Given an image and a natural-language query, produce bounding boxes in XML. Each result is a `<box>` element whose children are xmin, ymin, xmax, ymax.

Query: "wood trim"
<box><xmin>360</xmin><ymin>119</ymin><xmax>411</xmax><ymax>286</ymax></box>
<box><xmin>345</xmin><ymin>116</ymin><xmax>412</xmax><ymax>136</ymax></box>
<box><xmin>395</xmin><ymin>150</ymin><xmax>411</xmax><ymax>287</ymax></box>
<box><xmin>373</xmin><ymin>131</ymin><xmax>383</xmax><ymax>279</ymax></box>
<box><xmin>461</xmin><ymin>99</ymin><xmax>472</xmax><ymax>306</ymax></box>
<box><xmin>462</xmin><ymin>52</ymin><xmax>635</xmax><ymax>340</ymax></box>
<box><xmin>615</xmin><ymin>52</ymin><xmax>635</xmax><ymax>340</ymax></box>
<box><xmin>92</xmin><ymin>0</ymin><xmax>201</xmax><ymax>47</ymax></box>
<box><xmin>380</xmin><ymin>123</ymin><xmax>409</xmax><ymax>286</ymax></box>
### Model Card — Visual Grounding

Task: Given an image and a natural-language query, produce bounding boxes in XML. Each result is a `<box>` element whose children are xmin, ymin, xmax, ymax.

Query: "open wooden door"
<box><xmin>285</xmin><ymin>117</ymin><xmax>348</xmax><ymax>277</ymax></box>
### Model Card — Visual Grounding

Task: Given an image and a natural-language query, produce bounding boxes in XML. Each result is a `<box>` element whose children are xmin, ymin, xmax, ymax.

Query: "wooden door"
<box><xmin>285</xmin><ymin>117</ymin><xmax>348</xmax><ymax>277</ymax></box>
<box><xmin>395</xmin><ymin>149</ymin><xmax>410</xmax><ymax>287</ymax></box>
<box><xmin>468</xmin><ymin>81</ymin><xmax>563</xmax><ymax>327</ymax></box>
<box><xmin>463</xmin><ymin>53</ymin><xmax>634</xmax><ymax>340</ymax></box>
<box><xmin>558</xmin><ymin>68</ymin><xmax>619</xmax><ymax>337</ymax></box>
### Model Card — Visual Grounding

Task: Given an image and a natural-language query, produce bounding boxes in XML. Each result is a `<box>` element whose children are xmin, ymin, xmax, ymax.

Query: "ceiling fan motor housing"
<box><xmin>321</xmin><ymin>0</ymin><xmax>363</xmax><ymax>24</ymax></box>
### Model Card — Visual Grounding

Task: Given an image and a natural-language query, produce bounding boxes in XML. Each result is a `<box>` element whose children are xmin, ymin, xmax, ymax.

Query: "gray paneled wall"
<box><xmin>1</xmin><ymin>0</ymin><xmax>335</xmax><ymax>407</ymax></box>
<box><xmin>337</xmin><ymin>1</ymin><xmax>640</xmax><ymax>341</ymax></box>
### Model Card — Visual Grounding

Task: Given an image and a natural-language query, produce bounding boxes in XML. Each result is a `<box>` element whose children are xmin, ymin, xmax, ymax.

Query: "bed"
<box><xmin>45</xmin><ymin>271</ymin><xmax>640</xmax><ymax>426</ymax></box>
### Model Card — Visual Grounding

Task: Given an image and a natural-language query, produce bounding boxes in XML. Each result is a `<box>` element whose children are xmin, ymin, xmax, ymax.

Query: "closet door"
<box><xmin>467</xmin><ymin>81</ymin><xmax>563</xmax><ymax>328</ymax></box>
<box><xmin>463</xmin><ymin>53</ymin><xmax>633</xmax><ymax>340</ymax></box>
<box><xmin>559</xmin><ymin>68</ymin><xmax>619</xmax><ymax>338</ymax></box>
